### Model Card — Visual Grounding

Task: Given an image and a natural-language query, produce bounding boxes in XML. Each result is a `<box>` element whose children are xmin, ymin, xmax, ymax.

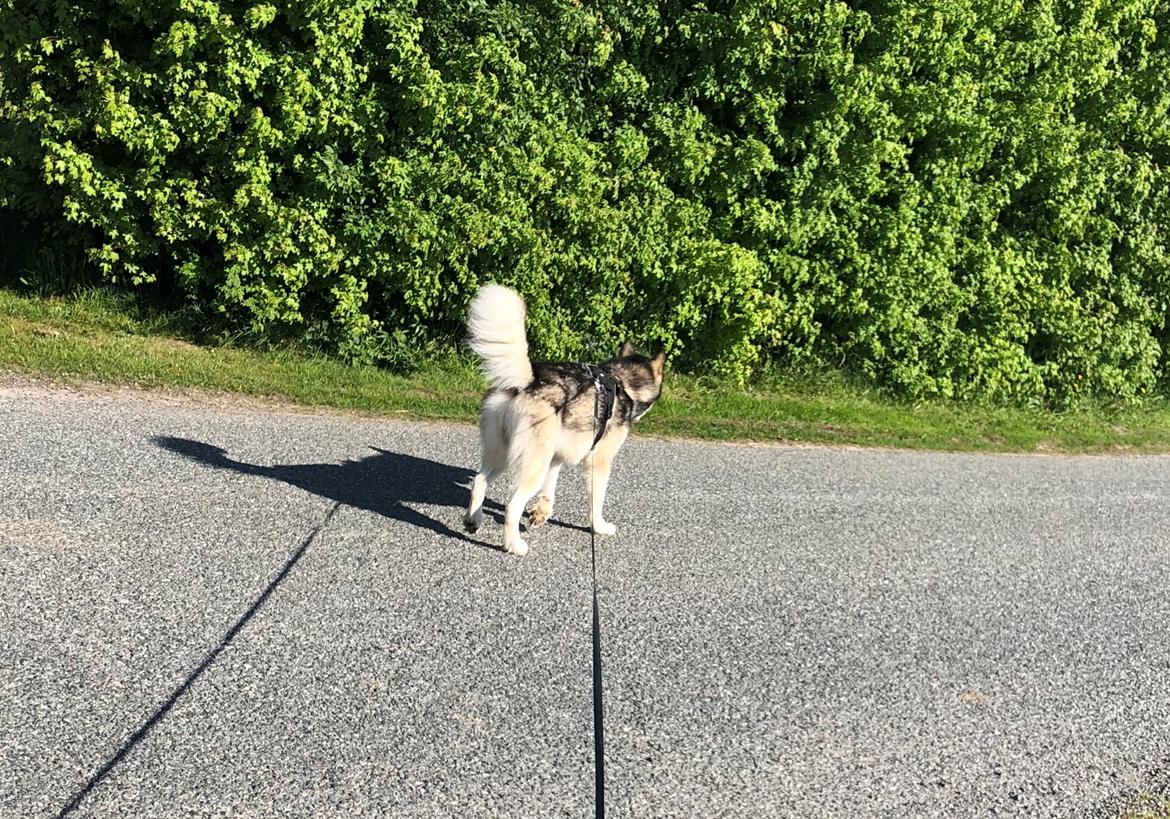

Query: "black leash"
<box><xmin>590</xmin><ymin>518</ymin><xmax>606</xmax><ymax>819</ymax></box>
<box><xmin>590</xmin><ymin>373</ymin><xmax>608</xmax><ymax>819</ymax></box>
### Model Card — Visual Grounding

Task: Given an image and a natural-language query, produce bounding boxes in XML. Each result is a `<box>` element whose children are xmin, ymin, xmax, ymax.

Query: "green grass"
<box><xmin>5</xmin><ymin>287</ymin><xmax>1170</xmax><ymax>453</ymax></box>
<box><xmin>0</xmin><ymin>289</ymin><xmax>482</xmax><ymax>421</ymax></box>
<box><xmin>1125</xmin><ymin>796</ymin><xmax>1170</xmax><ymax>819</ymax></box>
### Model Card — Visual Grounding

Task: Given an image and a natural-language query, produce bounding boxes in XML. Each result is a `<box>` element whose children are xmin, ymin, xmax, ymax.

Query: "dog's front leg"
<box><xmin>585</xmin><ymin>452</ymin><xmax>617</xmax><ymax>537</ymax></box>
<box><xmin>585</xmin><ymin>425</ymin><xmax>627</xmax><ymax>537</ymax></box>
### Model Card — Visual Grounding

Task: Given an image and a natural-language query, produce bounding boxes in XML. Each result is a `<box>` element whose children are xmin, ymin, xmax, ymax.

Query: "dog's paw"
<box><xmin>592</xmin><ymin>520</ymin><xmax>617</xmax><ymax>537</ymax></box>
<box><xmin>505</xmin><ymin>537</ymin><xmax>529</xmax><ymax>557</ymax></box>
<box><xmin>463</xmin><ymin>510</ymin><xmax>483</xmax><ymax>533</ymax></box>
<box><xmin>528</xmin><ymin>496</ymin><xmax>553</xmax><ymax>528</ymax></box>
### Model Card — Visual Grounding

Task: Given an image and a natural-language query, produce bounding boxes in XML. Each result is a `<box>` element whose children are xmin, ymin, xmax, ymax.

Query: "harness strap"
<box><xmin>589</xmin><ymin>367</ymin><xmax>618</xmax><ymax>451</ymax></box>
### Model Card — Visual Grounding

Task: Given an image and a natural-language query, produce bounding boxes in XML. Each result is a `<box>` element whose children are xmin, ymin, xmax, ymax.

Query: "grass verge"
<box><xmin>1126</xmin><ymin>796</ymin><xmax>1170</xmax><ymax>819</ymax></box>
<box><xmin>5</xmin><ymin>288</ymin><xmax>1170</xmax><ymax>453</ymax></box>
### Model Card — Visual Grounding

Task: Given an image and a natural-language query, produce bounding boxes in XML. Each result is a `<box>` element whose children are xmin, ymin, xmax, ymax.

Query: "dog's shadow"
<box><xmin>153</xmin><ymin>436</ymin><xmax>585</xmax><ymax>551</ymax></box>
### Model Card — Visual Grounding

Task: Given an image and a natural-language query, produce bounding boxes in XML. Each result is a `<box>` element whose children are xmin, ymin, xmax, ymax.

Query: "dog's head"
<box><xmin>613</xmin><ymin>342</ymin><xmax>665</xmax><ymax>422</ymax></box>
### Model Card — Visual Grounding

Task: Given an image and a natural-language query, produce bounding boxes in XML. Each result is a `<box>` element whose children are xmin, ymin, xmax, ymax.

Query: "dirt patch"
<box><xmin>148</xmin><ymin>337</ymin><xmax>202</xmax><ymax>353</ymax></box>
<box><xmin>0</xmin><ymin>518</ymin><xmax>84</xmax><ymax>551</ymax></box>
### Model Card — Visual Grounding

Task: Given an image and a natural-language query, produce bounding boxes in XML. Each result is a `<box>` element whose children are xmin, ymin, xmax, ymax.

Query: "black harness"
<box><xmin>587</xmin><ymin>365</ymin><xmax>620</xmax><ymax>451</ymax></box>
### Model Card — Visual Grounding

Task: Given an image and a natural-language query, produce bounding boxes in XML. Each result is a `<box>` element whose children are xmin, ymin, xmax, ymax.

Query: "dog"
<box><xmin>462</xmin><ymin>284</ymin><xmax>665</xmax><ymax>555</ymax></box>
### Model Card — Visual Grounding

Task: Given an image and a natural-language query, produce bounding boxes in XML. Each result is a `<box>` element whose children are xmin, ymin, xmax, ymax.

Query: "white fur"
<box><xmin>464</xmin><ymin>284</ymin><xmax>632</xmax><ymax>555</ymax></box>
<box><xmin>467</xmin><ymin>284</ymin><xmax>533</xmax><ymax>391</ymax></box>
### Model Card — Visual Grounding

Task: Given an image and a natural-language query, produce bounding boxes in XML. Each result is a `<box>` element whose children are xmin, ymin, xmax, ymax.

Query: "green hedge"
<box><xmin>2</xmin><ymin>0</ymin><xmax>1168</xmax><ymax>402</ymax></box>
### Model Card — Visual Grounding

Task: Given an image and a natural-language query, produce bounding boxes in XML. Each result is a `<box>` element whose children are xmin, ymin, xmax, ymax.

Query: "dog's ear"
<box><xmin>619</xmin><ymin>341</ymin><xmax>636</xmax><ymax>357</ymax></box>
<box><xmin>650</xmin><ymin>348</ymin><xmax>666</xmax><ymax>379</ymax></box>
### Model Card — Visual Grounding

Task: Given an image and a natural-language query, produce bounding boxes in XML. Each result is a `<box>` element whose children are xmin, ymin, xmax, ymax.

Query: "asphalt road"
<box><xmin>2</xmin><ymin>379</ymin><xmax>1169</xmax><ymax>818</ymax></box>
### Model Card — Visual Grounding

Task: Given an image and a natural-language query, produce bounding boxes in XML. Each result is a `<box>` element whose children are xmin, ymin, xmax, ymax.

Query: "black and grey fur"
<box><xmin>463</xmin><ymin>285</ymin><xmax>665</xmax><ymax>556</ymax></box>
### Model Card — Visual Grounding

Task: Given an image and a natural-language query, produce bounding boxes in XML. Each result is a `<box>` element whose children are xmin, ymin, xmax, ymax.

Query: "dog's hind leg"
<box><xmin>504</xmin><ymin>444</ymin><xmax>554</xmax><ymax>556</ymax></box>
<box><xmin>465</xmin><ymin>463</ymin><xmax>503</xmax><ymax>533</ymax></box>
<box><xmin>465</xmin><ymin>414</ymin><xmax>508</xmax><ymax>533</ymax></box>
<box><xmin>527</xmin><ymin>458</ymin><xmax>563</xmax><ymax>528</ymax></box>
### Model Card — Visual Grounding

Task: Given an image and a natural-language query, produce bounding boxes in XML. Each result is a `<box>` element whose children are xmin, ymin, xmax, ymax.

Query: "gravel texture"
<box><xmin>1</xmin><ymin>381</ymin><xmax>1168</xmax><ymax>817</ymax></box>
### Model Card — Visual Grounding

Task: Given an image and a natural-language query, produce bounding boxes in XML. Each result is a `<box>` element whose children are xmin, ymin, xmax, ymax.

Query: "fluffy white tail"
<box><xmin>467</xmin><ymin>284</ymin><xmax>533</xmax><ymax>391</ymax></box>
